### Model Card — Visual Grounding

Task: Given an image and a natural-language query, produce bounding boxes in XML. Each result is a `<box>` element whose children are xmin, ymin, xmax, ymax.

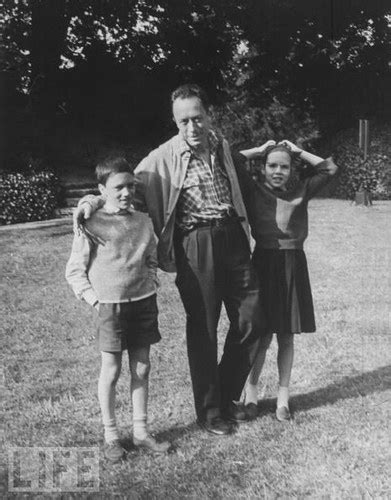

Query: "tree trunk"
<box><xmin>30</xmin><ymin>0</ymin><xmax>67</xmax><ymax>116</ymax></box>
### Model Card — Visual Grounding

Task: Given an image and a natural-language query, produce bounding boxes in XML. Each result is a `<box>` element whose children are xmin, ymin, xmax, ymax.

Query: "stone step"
<box><xmin>64</xmin><ymin>197</ymin><xmax>81</xmax><ymax>208</ymax></box>
<box><xmin>65</xmin><ymin>187</ymin><xmax>100</xmax><ymax>198</ymax></box>
<box><xmin>55</xmin><ymin>207</ymin><xmax>74</xmax><ymax>218</ymax></box>
<box><xmin>64</xmin><ymin>181</ymin><xmax>97</xmax><ymax>189</ymax></box>
<box><xmin>57</xmin><ymin>183</ymin><xmax>99</xmax><ymax>217</ymax></box>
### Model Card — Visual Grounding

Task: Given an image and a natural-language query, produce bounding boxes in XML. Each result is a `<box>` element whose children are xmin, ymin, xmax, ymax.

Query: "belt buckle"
<box><xmin>216</xmin><ymin>217</ymin><xmax>231</xmax><ymax>228</ymax></box>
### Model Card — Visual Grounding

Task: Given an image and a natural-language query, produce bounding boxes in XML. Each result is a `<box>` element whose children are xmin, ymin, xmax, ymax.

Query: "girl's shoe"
<box><xmin>245</xmin><ymin>403</ymin><xmax>260</xmax><ymax>420</ymax></box>
<box><xmin>133</xmin><ymin>435</ymin><xmax>171</xmax><ymax>454</ymax></box>
<box><xmin>103</xmin><ymin>439</ymin><xmax>126</xmax><ymax>462</ymax></box>
<box><xmin>275</xmin><ymin>406</ymin><xmax>291</xmax><ymax>422</ymax></box>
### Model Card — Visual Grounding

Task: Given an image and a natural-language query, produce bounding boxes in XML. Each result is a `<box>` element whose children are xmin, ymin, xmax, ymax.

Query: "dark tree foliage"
<box><xmin>0</xmin><ymin>0</ymin><xmax>244</xmax><ymax>170</ymax></box>
<box><xmin>228</xmin><ymin>0</ymin><xmax>391</xmax><ymax>135</ymax></box>
<box><xmin>1</xmin><ymin>0</ymin><xmax>390</xmax><ymax>172</ymax></box>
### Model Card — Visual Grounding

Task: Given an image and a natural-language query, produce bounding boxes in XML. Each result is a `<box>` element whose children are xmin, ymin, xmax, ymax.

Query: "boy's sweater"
<box><xmin>66</xmin><ymin>207</ymin><xmax>158</xmax><ymax>305</ymax></box>
<box><xmin>235</xmin><ymin>156</ymin><xmax>338</xmax><ymax>249</ymax></box>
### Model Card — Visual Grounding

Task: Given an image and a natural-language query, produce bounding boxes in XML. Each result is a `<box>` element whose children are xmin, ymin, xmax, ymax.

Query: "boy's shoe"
<box><xmin>245</xmin><ymin>402</ymin><xmax>260</xmax><ymax>420</ymax></box>
<box><xmin>103</xmin><ymin>439</ymin><xmax>126</xmax><ymax>462</ymax></box>
<box><xmin>133</xmin><ymin>435</ymin><xmax>171</xmax><ymax>454</ymax></box>
<box><xmin>276</xmin><ymin>406</ymin><xmax>291</xmax><ymax>422</ymax></box>
<box><xmin>221</xmin><ymin>402</ymin><xmax>247</xmax><ymax>423</ymax></box>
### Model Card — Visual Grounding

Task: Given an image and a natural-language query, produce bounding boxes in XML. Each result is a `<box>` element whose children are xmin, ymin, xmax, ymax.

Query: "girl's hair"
<box><xmin>263</xmin><ymin>144</ymin><xmax>298</xmax><ymax>165</ymax></box>
<box><xmin>95</xmin><ymin>157</ymin><xmax>133</xmax><ymax>185</ymax></box>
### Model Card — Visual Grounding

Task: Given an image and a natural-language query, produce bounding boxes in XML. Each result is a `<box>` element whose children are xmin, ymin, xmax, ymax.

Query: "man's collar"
<box><xmin>178</xmin><ymin>129</ymin><xmax>222</xmax><ymax>156</ymax></box>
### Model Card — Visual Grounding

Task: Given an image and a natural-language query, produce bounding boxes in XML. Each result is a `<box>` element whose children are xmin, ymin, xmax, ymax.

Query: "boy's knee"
<box><xmin>101</xmin><ymin>353</ymin><xmax>122</xmax><ymax>384</ymax></box>
<box><xmin>134</xmin><ymin>361</ymin><xmax>150</xmax><ymax>380</ymax></box>
<box><xmin>104</xmin><ymin>365</ymin><xmax>121</xmax><ymax>384</ymax></box>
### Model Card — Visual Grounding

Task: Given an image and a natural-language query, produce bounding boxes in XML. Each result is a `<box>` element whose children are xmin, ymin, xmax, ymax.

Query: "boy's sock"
<box><xmin>133</xmin><ymin>414</ymin><xmax>148</xmax><ymax>441</ymax></box>
<box><xmin>103</xmin><ymin>417</ymin><xmax>120</xmax><ymax>443</ymax></box>
<box><xmin>277</xmin><ymin>386</ymin><xmax>289</xmax><ymax>409</ymax></box>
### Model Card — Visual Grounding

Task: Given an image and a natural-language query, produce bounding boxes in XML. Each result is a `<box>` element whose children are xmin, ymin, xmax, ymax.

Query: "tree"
<box><xmin>1</xmin><ymin>0</ymin><xmax>244</xmax><ymax>169</ymax></box>
<box><xmin>220</xmin><ymin>0</ymin><xmax>391</xmax><ymax>135</ymax></box>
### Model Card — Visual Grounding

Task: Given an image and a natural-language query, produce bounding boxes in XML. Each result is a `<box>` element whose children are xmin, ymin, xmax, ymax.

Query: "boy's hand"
<box><xmin>278</xmin><ymin>140</ymin><xmax>302</xmax><ymax>154</ymax></box>
<box><xmin>73</xmin><ymin>202</ymin><xmax>93</xmax><ymax>234</ymax></box>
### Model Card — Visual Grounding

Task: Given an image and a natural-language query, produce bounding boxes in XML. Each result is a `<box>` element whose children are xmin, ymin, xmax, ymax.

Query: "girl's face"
<box><xmin>262</xmin><ymin>150</ymin><xmax>292</xmax><ymax>190</ymax></box>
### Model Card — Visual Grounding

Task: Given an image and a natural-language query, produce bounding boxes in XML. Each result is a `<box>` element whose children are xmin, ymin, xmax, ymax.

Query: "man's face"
<box><xmin>99</xmin><ymin>171</ymin><xmax>135</xmax><ymax>210</ymax></box>
<box><xmin>172</xmin><ymin>96</ymin><xmax>210</xmax><ymax>151</ymax></box>
<box><xmin>262</xmin><ymin>151</ymin><xmax>292</xmax><ymax>190</ymax></box>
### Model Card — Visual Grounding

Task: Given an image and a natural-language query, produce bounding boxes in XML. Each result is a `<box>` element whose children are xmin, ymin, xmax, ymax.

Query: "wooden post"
<box><xmin>355</xmin><ymin>119</ymin><xmax>371</xmax><ymax>206</ymax></box>
<box><xmin>359</xmin><ymin>119</ymin><xmax>369</xmax><ymax>160</ymax></box>
<box><xmin>354</xmin><ymin>188</ymin><xmax>372</xmax><ymax>206</ymax></box>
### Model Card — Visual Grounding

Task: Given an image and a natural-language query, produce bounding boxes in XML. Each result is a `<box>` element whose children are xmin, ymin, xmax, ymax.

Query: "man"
<box><xmin>77</xmin><ymin>84</ymin><xmax>263</xmax><ymax>435</ymax></box>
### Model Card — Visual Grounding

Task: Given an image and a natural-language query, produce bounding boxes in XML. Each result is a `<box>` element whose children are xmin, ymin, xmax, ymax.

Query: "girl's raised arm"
<box><xmin>279</xmin><ymin>140</ymin><xmax>338</xmax><ymax>198</ymax></box>
<box><xmin>240</xmin><ymin>140</ymin><xmax>276</xmax><ymax>160</ymax></box>
<box><xmin>279</xmin><ymin>140</ymin><xmax>324</xmax><ymax>166</ymax></box>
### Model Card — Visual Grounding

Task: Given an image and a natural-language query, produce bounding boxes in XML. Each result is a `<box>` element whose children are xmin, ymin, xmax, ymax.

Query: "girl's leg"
<box><xmin>128</xmin><ymin>346</ymin><xmax>150</xmax><ymax>440</ymax></box>
<box><xmin>276</xmin><ymin>333</ymin><xmax>294</xmax><ymax>409</ymax></box>
<box><xmin>98</xmin><ymin>351</ymin><xmax>122</xmax><ymax>443</ymax></box>
<box><xmin>244</xmin><ymin>332</ymin><xmax>273</xmax><ymax>405</ymax></box>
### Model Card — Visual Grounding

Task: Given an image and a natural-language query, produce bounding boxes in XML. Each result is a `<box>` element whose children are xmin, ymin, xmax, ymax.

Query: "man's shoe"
<box><xmin>222</xmin><ymin>402</ymin><xmax>247</xmax><ymax>423</ymax></box>
<box><xmin>103</xmin><ymin>439</ymin><xmax>126</xmax><ymax>463</ymax></box>
<box><xmin>245</xmin><ymin>402</ymin><xmax>260</xmax><ymax>420</ymax></box>
<box><xmin>276</xmin><ymin>406</ymin><xmax>291</xmax><ymax>422</ymax></box>
<box><xmin>133</xmin><ymin>435</ymin><xmax>171</xmax><ymax>454</ymax></box>
<box><xmin>197</xmin><ymin>417</ymin><xmax>232</xmax><ymax>435</ymax></box>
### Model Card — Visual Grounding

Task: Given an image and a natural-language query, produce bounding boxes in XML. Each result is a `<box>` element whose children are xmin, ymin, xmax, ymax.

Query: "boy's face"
<box><xmin>99</xmin><ymin>172</ymin><xmax>134</xmax><ymax>210</ymax></box>
<box><xmin>262</xmin><ymin>151</ymin><xmax>292</xmax><ymax>190</ymax></box>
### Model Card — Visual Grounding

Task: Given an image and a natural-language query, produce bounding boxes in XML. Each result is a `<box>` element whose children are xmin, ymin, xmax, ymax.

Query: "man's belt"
<box><xmin>181</xmin><ymin>215</ymin><xmax>245</xmax><ymax>234</ymax></box>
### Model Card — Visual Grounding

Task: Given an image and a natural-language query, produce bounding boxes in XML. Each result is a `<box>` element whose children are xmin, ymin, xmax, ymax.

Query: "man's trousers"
<box><xmin>174</xmin><ymin>220</ymin><xmax>264</xmax><ymax>422</ymax></box>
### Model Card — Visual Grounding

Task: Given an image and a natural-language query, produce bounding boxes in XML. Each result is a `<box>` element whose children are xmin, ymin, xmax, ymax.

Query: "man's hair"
<box><xmin>171</xmin><ymin>83</ymin><xmax>210</xmax><ymax>111</ymax></box>
<box><xmin>95</xmin><ymin>157</ymin><xmax>133</xmax><ymax>185</ymax></box>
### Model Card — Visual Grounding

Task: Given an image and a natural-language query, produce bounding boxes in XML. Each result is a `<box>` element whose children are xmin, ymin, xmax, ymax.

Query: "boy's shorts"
<box><xmin>97</xmin><ymin>294</ymin><xmax>161</xmax><ymax>352</ymax></box>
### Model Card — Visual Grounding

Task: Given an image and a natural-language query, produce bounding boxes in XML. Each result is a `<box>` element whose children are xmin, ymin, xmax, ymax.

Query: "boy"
<box><xmin>66</xmin><ymin>157</ymin><xmax>170</xmax><ymax>462</ymax></box>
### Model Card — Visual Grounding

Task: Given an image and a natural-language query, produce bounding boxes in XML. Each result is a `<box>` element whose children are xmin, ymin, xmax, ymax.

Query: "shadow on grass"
<box><xmin>256</xmin><ymin>364</ymin><xmax>391</xmax><ymax>416</ymax></box>
<box><xmin>120</xmin><ymin>422</ymin><xmax>200</xmax><ymax>454</ymax></box>
<box><xmin>143</xmin><ymin>365</ymin><xmax>391</xmax><ymax>443</ymax></box>
<box><xmin>154</xmin><ymin>422</ymin><xmax>200</xmax><ymax>448</ymax></box>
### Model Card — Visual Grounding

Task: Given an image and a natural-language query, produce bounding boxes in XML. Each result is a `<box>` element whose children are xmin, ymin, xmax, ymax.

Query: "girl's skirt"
<box><xmin>253</xmin><ymin>248</ymin><xmax>316</xmax><ymax>334</ymax></box>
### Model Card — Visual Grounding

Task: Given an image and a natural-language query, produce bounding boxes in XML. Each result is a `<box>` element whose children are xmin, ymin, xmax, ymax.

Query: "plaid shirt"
<box><xmin>176</xmin><ymin>131</ymin><xmax>234</xmax><ymax>230</ymax></box>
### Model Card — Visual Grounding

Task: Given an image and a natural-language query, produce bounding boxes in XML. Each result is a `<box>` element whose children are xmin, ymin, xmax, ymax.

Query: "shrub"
<box><xmin>320</xmin><ymin>126</ymin><xmax>391</xmax><ymax>200</ymax></box>
<box><xmin>0</xmin><ymin>170</ymin><xmax>61</xmax><ymax>225</ymax></box>
<box><xmin>211</xmin><ymin>97</ymin><xmax>319</xmax><ymax>152</ymax></box>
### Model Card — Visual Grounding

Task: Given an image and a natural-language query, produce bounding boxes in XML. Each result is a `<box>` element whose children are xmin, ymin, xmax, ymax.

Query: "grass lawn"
<box><xmin>2</xmin><ymin>199</ymin><xmax>391</xmax><ymax>499</ymax></box>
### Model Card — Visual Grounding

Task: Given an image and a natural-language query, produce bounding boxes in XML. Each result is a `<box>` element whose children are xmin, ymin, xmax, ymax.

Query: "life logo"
<box><xmin>8</xmin><ymin>447</ymin><xmax>99</xmax><ymax>493</ymax></box>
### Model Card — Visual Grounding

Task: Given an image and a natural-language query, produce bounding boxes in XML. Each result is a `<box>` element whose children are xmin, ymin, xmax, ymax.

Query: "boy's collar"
<box><xmin>103</xmin><ymin>202</ymin><xmax>135</xmax><ymax>214</ymax></box>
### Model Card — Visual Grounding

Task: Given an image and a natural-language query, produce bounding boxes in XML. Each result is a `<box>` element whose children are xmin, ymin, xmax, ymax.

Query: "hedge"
<box><xmin>0</xmin><ymin>170</ymin><xmax>61</xmax><ymax>225</ymax></box>
<box><xmin>321</xmin><ymin>126</ymin><xmax>391</xmax><ymax>200</ymax></box>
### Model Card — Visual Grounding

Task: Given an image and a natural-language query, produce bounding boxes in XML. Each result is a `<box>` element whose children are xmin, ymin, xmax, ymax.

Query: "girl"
<box><xmin>236</xmin><ymin>139</ymin><xmax>338</xmax><ymax>421</ymax></box>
